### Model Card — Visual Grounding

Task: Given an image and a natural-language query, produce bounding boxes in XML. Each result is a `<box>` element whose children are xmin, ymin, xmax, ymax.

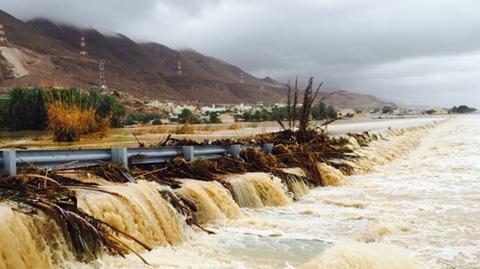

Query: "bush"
<box><xmin>449</xmin><ymin>105</ymin><xmax>476</xmax><ymax>114</ymax></box>
<box><xmin>325</xmin><ymin>105</ymin><xmax>337</xmax><ymax>119</ymax></box>
<box><xmin>240</xmin><ymin>103</ymin><xmax>337</xmax><ymax>122</ymax></box>
<box><xmin>124</xmin><ymin>112</ymin><xmax>162</xmax><ymax>125</ymax></box>
<box><xmin>242</xmin><ymin>109</ymin><xmax>271</xmax><ymax>122</ymax></box>
<box><xmin>208</xmin><ymin>112</ymin><xmax>221</xmax><ymax>124</ymax></box>
<box><xmin>47</xmin><ymin>101</ymin><xmax>110</xmax><ymax>142</ymax></box>
<box><xmin>152</xmin><ymin>119</ymin><xmax>163</xmax><ymax>125</ymax></box>
<box><xmin>2</xmin><ymin>87</ymin><xmax>48</xmax><ymax>130</ymax></box>
<box><xmin>88</xmin><ymin>91</ymin><xmax>125</xmax><ymax>128</ymax></box>
<box><xmin>123</xmin><ymin>118</ymin><xmax>137</xmax><ymax>126</ymax></box>
<box><xmin>312</xmin><ymin>102</ymin><xmax>337</xmax><ymax>120</ymax></box>
<box><xmin>178</xmin><ymin>109</ymin><xmax>200</xmax><ymax>124</ymax></box>
<box><xmin>0</xmin><ymin>87</ymin><xmax>126</xmax><ymax>130</ymax></box>
<box><xmin>0</xmin><ymin>99</ymin><xmax>8</xmax><ymax>129</ymax></box>
<box><xmin>382</xmin><ymin>106</ymin><xmax>394</xmax><ymax>114</ymax></box>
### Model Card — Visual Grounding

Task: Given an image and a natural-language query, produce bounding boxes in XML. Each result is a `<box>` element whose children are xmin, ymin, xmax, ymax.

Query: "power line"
<box><xmin>177</xmin><ymin>60</ymin><xmax>183</xmax><ymax>75</ymax></box>
<box><xmin>80</xmin><ymin>36</ymin><xmax>88</xmax><ymax>56</ymax></box>
<box><xmin>99</xmin><ymin>60</ymin><xmax>107</xmax><ymax>90</ymax></box>
<box><xmin>0</xmin><ymin>24</ymin><xmax>8</xmax><ymax>43</ymax></box>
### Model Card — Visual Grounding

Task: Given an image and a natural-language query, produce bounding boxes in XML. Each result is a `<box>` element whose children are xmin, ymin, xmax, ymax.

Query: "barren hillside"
<box><xmin>0</xmin><ymin>9</ymin><xmax>394</xmax><ymax>109</ymax></box>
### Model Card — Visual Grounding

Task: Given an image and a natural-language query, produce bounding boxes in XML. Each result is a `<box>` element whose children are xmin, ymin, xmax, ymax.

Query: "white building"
<box><xmin>200</xmin><ymin>104</ymin><xmax>227</xmax><ymax>115</ymax></box>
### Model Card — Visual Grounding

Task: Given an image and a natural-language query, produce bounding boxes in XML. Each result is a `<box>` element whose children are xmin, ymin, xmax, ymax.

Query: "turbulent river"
<box><xmin>2</xmin><ymin>116</ymin><xmax>479</xmax><ymax>269</ymax></box>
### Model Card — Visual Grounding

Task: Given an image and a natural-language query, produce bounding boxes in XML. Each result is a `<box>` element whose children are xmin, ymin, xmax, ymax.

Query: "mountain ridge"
<box><xmin>0</xmin><ymin>9</ymin><xmax>395</xmax><ymax>109</ymax></box>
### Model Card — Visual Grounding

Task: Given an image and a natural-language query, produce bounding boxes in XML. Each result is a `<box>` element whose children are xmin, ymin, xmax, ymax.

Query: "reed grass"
<box><xmin>47</xmin><ymin>101</ymin><xmax>110</xmax><ymax>142</ymax></box>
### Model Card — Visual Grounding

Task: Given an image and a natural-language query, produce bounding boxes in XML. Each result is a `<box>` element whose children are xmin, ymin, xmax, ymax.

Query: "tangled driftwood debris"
<box><xmin>0</xmin><ymin>173</ymin><xmax>151</xmax><ymax>264</ymax></box>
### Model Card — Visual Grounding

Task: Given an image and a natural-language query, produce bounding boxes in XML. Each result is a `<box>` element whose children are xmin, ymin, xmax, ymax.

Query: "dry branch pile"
<box><xmin>0</xmin><ymin>173</ymin><xmax>151</xmax><ymax>263</ymax></box>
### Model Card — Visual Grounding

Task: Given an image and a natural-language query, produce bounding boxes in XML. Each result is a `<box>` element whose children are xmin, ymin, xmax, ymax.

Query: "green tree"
<box><xmin>325</xmin><ymin>105</ymin><xmax>337</xmax><ymax>119</ymax></box>
<box><xmin>271</xmin><ymin>106</ymin><xmax>288</xmax><ymax>120</ymax></box>
<box><xmin>88</xmin><ymin>91</ymin><xmax>126</xmax><ymax>127</ymax></box>
<box><xmin>208</xmin><ymin>112</ymin><xmax>221</xmax><ymax>124</ymax></box>
<box><xmin>449</xmin><ymin>105</ymin><xmax>476</xmax><ymax>114</ymax></box>
<box><xmin>123</xmin><ymin>112</ymin><xmax>162</xmax><ymax>125</ymax></box>
<box><xmin>178</xmin><ymin>109</ymin><xmax>200</xmax><ymax>124</ymax></box>
<box><xmin>382</xmin><ymin>106</ymin><xmax>394</xmax><ymax>114</ymax></box>
<box><xmin>312</xmin><ymin>102</ymin><xmax>327</xmax><ymax>120</ymax></box>
<box><xmin>242</xmin><ymin>111</ymin><xmax>253</xmax><ymax>121</ymax></box>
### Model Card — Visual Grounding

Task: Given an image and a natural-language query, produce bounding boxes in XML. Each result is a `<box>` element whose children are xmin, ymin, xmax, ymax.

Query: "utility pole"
<box><xmin>177</xmin><ymin>60</ymin><xmax>183</xmax><ymax>75</ymax></box>
<box><xmin>0</xmin><ymin>24</ymin><xmax>8</xmax><ymax>44</ymax></box>
<box><xmin>99</xmin><ymin>60</ymin><xmax>107</xmax><ymax>90</ymax></box>
<box><xmin>80</xmin><ymin>36</ymin><xmax>88</xmax><ymax>56</ymax></box>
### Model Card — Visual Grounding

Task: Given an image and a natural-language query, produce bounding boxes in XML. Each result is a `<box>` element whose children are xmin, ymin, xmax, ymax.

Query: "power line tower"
<box><xmin>80</xmin><ymin>36</ymin><xmax>88</xmax><ymax>56</ymax></box>
<box><xmin>98</xmin><ymin>60</ymin><xmax>107</xmax><ymax>90</ymax></box>
<box><xmin>240</xmin><ymin>72</ymin><xmax>245</xmax><ymax>83</ymax></box>
<box><xmin>177</xmin><ymin>60</ymin><xmax>183</xmax><ymax>75</ymax></box>
<box><xmin>0</xmin><ymin>24</ymin><xmax>8</xmax><ymax>44</ymax></box>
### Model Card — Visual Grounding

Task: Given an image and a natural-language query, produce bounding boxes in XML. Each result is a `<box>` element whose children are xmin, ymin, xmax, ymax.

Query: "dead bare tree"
<box><xmin>265</xmin><ymin>77</ymin><xmax>345</xmax><ymax>142</ymax></box>
<box><xmin>291</xmin><ymin>78</ymin><xmax>299</xmax><ymax>130</ymax></box>
<box><xmin>297</xmin><ymin>78</ymin><xmax>323</xmax><ymax>141</ymax></box>
<box><xmin>287</xmin><ymin>79</ymin><xmax>292</xmax><ymax>129</ymax></box>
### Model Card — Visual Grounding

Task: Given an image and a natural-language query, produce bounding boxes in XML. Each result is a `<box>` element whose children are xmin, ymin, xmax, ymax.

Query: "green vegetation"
<box><xmin>424</xmin><ymin>109</ymin><xmax>436</xmax><ymax>115</ymax></box>
<box><xmin>242</xmin><ymin>110</ymin><xmax>270</xmax><ymax>122</ymax></box>
<box><xmin>123</xmin><ymin>112</ymin><xmax>162</xmax><ymax>125</ymax></box>
<box><xmin>241</xmin><ymin>102</ymin><xmax>337</xmax><ymax>122</ymax></box>
<box><xmin>152</xmin><ymin>119</ymin><xmax>163</xmax><ymax>125</ymax></box>
<box><xmin>382</xmin><ymin>106</ymin><xmax>395</xmax><ymax>114</ymax></box>
<box><xmin>0</xmin><ymin>87</ymin><xmax>125</xmax><ymax>134</ymax></box>
<box><xmin>311</xmin><ymin>102</ymin><xmax>337</xmax><ymax>120</ymax></box>
<box><xmin>0</xmin><ymin>87</ymin><xmax>48</xmax><ymax>130</ymax></box>
<box><xmin>47</xmin><ymin>100</ymin><xmax>110</xmax><ymax>142</ymax></box>
<box><xmin>449</xmin><ymin>105</ymin><xmax>477</xmax><ymax>114</ymax></box>
<box><xmin>178</xmin><ymin>109</ymin><xmax>201</xmax><ymax>124</ymax></box>
<box><xmin>208</xmin><ymin>112</ymin><xmax>221</xmax><ymax>124</ymax></box>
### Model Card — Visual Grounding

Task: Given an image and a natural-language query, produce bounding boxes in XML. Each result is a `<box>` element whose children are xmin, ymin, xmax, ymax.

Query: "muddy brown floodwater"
<box><xmin>3</xmin><ymin>115</ymin><xmax>478</xmax><ymax>269</ymax></box>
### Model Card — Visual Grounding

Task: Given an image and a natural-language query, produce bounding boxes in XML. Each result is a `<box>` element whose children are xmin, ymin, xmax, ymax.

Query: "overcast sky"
<box><xmin>2</xmin><ymin>0</ymin><xmax>480</xmax><ymax>107</ymax></box>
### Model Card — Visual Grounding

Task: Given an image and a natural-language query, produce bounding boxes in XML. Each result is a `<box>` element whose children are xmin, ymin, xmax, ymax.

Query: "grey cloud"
<box><xmin>1</xmin><ymin>0</ymin><xmax>480</xmax><ymax>107</ymax></box>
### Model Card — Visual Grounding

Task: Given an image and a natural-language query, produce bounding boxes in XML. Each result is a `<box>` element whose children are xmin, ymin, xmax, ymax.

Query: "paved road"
<box><xmin>326</xmin><ymin>116</ymin><xmax>447</xmax><ymax>135</ymax></box>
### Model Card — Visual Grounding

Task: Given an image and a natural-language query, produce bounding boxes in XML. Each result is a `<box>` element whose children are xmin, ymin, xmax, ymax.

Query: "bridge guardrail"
<box><xmin>1</xmin><ymin>143</ymin><xmax>274</xmax><ymax>176</ymax></box>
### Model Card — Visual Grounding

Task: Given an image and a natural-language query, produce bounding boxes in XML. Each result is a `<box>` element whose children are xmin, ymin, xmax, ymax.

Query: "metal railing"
<box><xmin>0</xmin><ymin>143</ymin><xmax>273</xmax><ymax>176</ymax></box>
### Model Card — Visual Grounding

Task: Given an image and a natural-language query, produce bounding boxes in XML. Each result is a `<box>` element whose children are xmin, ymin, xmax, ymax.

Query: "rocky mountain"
<box><xmin>0</xmin><ymin>9</ymin><xmax>394</xmax><ymax>109</ymax></box>
<box><xmin>318</xmin><ymin>90</ymin><xmax>396</xmax><ymax>110</ymax></box>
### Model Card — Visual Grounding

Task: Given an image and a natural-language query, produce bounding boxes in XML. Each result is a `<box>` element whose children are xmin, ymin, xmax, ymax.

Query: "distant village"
<box><xmin>138</xmin><ymin>98</ymin><xmax>450</xmax><ymax>126</ymax></box>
